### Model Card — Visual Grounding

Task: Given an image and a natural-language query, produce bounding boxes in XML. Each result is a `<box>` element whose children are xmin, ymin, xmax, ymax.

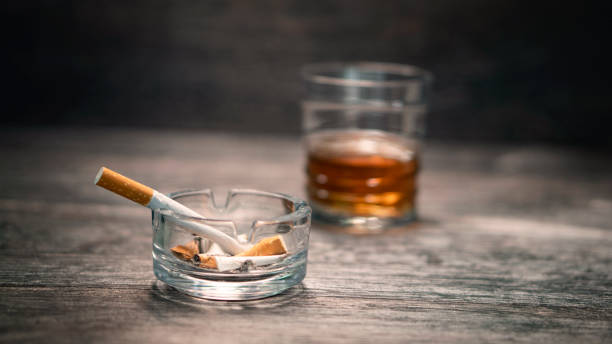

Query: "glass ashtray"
<box><xmin>151</xmin><ymin>189</ymin><xmax>311</xmax><ymax>300</ymax></box>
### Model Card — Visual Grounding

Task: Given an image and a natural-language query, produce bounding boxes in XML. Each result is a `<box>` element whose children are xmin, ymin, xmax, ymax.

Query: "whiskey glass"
<box><xmin>302</xmin><ymin>62</ymin><xmax>432</xmax><ymax>232</ymax></box>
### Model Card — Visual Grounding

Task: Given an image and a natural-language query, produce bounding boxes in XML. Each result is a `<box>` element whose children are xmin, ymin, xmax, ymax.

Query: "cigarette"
<box><xmin>94</xmin><ymin>166</ymin><xmax>247</xmax><ymax>255</ymax></box>
<box><xmin>194</xmin><ymin>254</ymin><xmax>285</xmax><ymax>272</ymax></box>
<box><xmin>236</xmin><ymin>235</ymin><xmax>287</xmax><ymax>257</ymax></box>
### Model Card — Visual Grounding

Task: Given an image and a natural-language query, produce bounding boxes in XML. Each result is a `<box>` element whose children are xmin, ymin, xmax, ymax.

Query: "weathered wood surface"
<box><xmin>1</xmin><ymin>128</ymin><xmax>611</xmax><ymax>343</ymax></box>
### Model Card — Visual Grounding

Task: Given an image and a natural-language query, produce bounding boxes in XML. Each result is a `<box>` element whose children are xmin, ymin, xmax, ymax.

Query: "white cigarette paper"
<box><xmin>148</xmin><ymin>191</ymin><xmax>202</xmax><ymax>217</ymax></box>
<box><xmin>197</xmin><ymin>254</ymin><xmax>285</xmax><ymax>272</ymax></box>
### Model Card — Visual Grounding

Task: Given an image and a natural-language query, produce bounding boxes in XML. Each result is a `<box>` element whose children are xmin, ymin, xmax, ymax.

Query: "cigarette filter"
<box><xmin>236</xmin><ymin>235</ymin><xmax>287</xmax><ymax>257</ymax></box>
<box><xmin>170</xmin><ymin>239</ymin><xmax>200</xmax><ymax>261</ymax></box>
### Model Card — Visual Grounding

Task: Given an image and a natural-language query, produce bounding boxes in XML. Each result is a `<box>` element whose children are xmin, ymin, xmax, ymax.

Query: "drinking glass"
<box><xmin>301</xmin><ymin>62</ymin><xmax>432</xmax><ymax>232</ymax></box>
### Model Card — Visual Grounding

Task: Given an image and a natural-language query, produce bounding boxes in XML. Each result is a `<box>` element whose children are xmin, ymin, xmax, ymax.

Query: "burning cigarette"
<box><xmin>94</xmin><ymin>166</ymin><xmax>247</xmax><ymax>255</ymax></box>
<box><xmin>236</xmin><ymin>235</ymin><xmax>287</xmax><ymax>257</ymax></box>
<box><xmin>194</xmin><ymin>254</ymin><xmax>285</xmax><ymax>272</ymax></box>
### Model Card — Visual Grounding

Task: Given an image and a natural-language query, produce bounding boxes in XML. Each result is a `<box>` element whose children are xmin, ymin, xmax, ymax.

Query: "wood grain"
<box><xmin>1</xmin><ymin>128</ymin><xmax>611</xmax><ymax>343</ymax></box>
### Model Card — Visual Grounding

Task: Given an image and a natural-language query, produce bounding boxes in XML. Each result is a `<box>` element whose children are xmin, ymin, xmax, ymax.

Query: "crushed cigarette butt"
<box><xmin>193</xmin><ymin>254</ymin><xmax>218</xmax><ymax>269</ymax></box>
<box><xmin>236</xmin><ymin>235</ymin><xmax>287</xmax><ymax>257</ymax></box>
<box><xmin>170</xmin><ymin>239</ymin><xmax>200</xmax><ymax>261</ymax></box>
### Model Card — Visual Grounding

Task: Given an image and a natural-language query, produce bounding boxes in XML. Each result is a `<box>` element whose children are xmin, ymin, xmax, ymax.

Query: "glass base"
<box><xmin>311</xmin><ymin>203</ymin><xmax>417</xmax><ymax>234</ymax></box>
<box><xmin>153</xmin><ymin>250</ymin><xmax>307</xmax><ymax>301</ymax></box>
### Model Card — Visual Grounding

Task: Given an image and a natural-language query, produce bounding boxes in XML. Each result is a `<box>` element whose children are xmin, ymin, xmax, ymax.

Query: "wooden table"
<box><xmin>1</xmin><ymin>128</ymin><xmax>611</xmax><ymax>343</ymax></box>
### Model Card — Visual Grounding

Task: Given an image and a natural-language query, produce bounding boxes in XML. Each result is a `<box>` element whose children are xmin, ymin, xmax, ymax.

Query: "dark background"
<box><xmin>3</xmin><ymin>1</ymin><xmax>610</xmax><ymax>147</ymax></box>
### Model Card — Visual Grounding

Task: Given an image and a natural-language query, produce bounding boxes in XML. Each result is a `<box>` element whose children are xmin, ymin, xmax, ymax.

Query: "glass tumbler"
<box><xmin>152</xmin><ymin>189</ymin><xmax>311</xmax><ymax>300</ymax></box>
<box><xmin>301</xmin><ymin>62</ymin><xmax>432</xmax><ymax>232</ymax></box>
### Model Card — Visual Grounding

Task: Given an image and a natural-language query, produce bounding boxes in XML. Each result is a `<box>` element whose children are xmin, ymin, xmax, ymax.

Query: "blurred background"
<box><xmin>3</xmin><ymin>0</ymin><xmax>610</xmax><ymax>148</ymax></box>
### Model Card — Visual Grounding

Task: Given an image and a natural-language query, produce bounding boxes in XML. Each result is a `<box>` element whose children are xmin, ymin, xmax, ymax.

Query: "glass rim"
<box><xmin>153</xmin><ymin>188</ymin><xmax>311</xmax><ymax>224</ymax></box>
<box><xmin>301</xmin><ymin>61</ymin><xmax>433</xmax><ymax>88</ymax></box>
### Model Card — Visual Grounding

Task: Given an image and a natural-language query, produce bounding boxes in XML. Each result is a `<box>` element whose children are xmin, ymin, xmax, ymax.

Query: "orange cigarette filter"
<box><xmin>171</xmin><ymin>240</ymin><xmax>200</xmax><ymax>261</ymax></box>
<box><xmin>195</xmin><ymin>254</ymin><xmax>218</xmax><ymax>269</ymax></box>
<box><xmin>236</xmin><ymin>235</ymin><xmax>287</xmax><ymax>257</ymax></box>
<box><xmin>95</xmin><ymin>167</ymin><xmax>154</xmax><ymax>206</ymax></box>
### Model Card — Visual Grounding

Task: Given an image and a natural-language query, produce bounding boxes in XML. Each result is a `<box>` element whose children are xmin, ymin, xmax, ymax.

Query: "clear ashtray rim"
<box><xmin>153</xmin><ymin>188</ymin><xmax>312</xmax><ymax>224</ymax></box>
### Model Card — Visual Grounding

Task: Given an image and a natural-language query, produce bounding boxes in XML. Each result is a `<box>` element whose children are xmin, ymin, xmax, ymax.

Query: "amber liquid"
<box><xmin>306</xmin><ymin>130</ymin><xmax>418</xmax><ymax>218</ymax></box>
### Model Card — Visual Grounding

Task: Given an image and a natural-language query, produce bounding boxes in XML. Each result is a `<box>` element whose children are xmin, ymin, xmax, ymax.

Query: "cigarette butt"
<box><xmin>236</xmin><ymin>235</ymin><xmax>287</xmax><ymax>257</ymax></box>
<box><xmin>194</xmin><ymin>254</ymin><xmax>285</xmax><ymax>272</ymax></box>
<box><xmin>171</xmin><ymin>239</ymin><xmax>200</xmax><ymax>261</ymax></box>
<box><xmin>194</xmin><ymin>254</ymin><xmax>218</xmax><ymax>269</ymax></box>
<box><xmin>94</xmin><ymin>167</ymin><xmax>153</xmax><ymax>206</ymax></box>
